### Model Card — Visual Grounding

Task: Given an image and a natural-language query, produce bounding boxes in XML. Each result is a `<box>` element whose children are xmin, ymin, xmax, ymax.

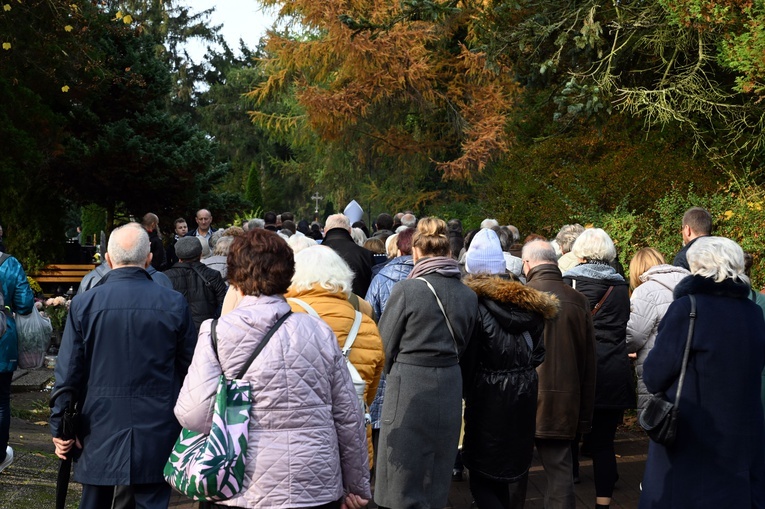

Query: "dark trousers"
<box><xmin>0</xmin><ymin>371</ymin><xmax>11</xmax><ymax>461</ymax></box>
<box><xmin>535</xmin><ymin>438</ymin><xmax>575</xmax><ymax>509</ymax></box>
<box><xmin>468</xmin><ymin>471</ymin><xmax>528</xmax><ymax>509</ymax></box>
<box><xmin>79</xmin><ymin>483</ymin><xmax>170</xmax><ymax>509</ymax></box>
<box><xmin>587</xmin><ymin>409</ymin><xmax>623</xmax><ymax>498</ymax></box>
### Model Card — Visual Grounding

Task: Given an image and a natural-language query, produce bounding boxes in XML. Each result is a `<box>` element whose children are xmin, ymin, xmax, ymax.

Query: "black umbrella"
<box><xmin>49</xmin><ymin>386</ymin><xmax>79</xmax><ymax>509</ymax></box>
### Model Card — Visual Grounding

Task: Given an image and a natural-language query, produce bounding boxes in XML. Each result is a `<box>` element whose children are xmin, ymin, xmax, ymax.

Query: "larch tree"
<box><xmin>249</xmin><ymin>0</ymin><xmax>521</xmax><ymax>182</ymax></box>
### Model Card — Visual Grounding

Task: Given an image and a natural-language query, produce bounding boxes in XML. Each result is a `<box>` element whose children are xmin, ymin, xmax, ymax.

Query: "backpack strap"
<box><xmin>287</xmin><ymin>298</ymin><xmax>320</xmax><ymax>318</ymax></box>
<box><xmin>342</xmin><ymin>311</ymin><xmax>363</xmax><ymax>357</ymax></box>
<box><xmin>0</xmin><ymin>253</ymin><xmax>9</xmax><ymax>267</ymax></box>
<box><xmin>348</xmin><ymin>292</ymin><xmax>360</xmax><ymax>311</ymax></box>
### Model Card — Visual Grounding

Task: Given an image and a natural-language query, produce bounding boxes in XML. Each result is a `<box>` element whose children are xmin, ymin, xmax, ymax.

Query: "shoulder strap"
<box><xmin>210</xmin><ymin>312</ymin><xmax>294</xmax><ymax>379</ymax></box>
<box><xmin>0</xmin><ymin>253</ymin><xmax>9</xmax><ymax>267</ymax></box>
<box><xmin>235</xmin><ymin>311</ymin><xmax>292</xmax><ymax>379</ymax></box>
<box><xmin>592</xmin><ymin>286</ymin><xmax>614</xmax><ymax>316</ymax></box>
<box><xmin>287</xmin><ymin>297</ymin><xmax>320</xmax><ymax>318</ymax></box>
<box><xmin>674</xmin><ymin>295</ymin><xmax>696</xmax><ymax>411</ymax></box>
<box><xmin>342</xmin><ymin>311</ymin><xmax>363</xmax><ymax>356</ymax></box>
<box><xmin>188</xmin><ymin>264</ymin><xmax>212</xmax><ymax>288</ymax></box>
<box><xmin>416</xmin><ymin>277</ymin><xmax>457</xmax><ymax>347</ymax></box>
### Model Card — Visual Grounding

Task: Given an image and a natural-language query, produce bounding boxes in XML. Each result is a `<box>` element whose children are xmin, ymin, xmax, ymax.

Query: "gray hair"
<box><xmin>209</xmin><ymin>229</ymin><xmax>224</xmax><ymax>250</ymax></box>
<box><xmin>400</xmin><ymin>213</ymin><xmax>417</xmax><ymax>228</ymax></box>
<box><xmin>571</xmin><ymin>228</ymin><xmax>616</xmax><ymax>263</ymax></box>
<box><xmin>351</xmin><ymin>227</ymin><xmax>367</xmax><ymax>246</ymax></box>
<box><xmin>480</xmin><ymin>218</ymin><xmax>499</xmax><ymax>229</ymax></box>
<box><xmin>325</xmin><ymin>214</ymin><xmax>351</xmax><ymax>231</ymax></box>
<box><xmin>555</xmin><ymin>224</ymin><xmax>585</xmax><ymax>254</ymax></box>
<box><xmin>522</xmin><ymin>240</ymin><xmax>559</xmax><ymax>264</ymax></box>
<box><xmin>687</xmin><ymin>236</ymin><xmax>744</xmax><ymax>283</ymax></box>
<box><xmin>506</xmin><ymin>225</ymin><xmax>520</xmax><ymax>244</ymax></box>
<box><xmin>108</xmin><ymin>223</ymin><xmax>150</xmax><ymax>266</ymax></box>
<box><xmin>213</xmin><ymin>236</ymin><xmax>235</xmax><ymax>256</ymax></box>
<box><xmin>247</xmin><ymin>218</ymin><xmax>265</xmax><ymax>230</ymax></box>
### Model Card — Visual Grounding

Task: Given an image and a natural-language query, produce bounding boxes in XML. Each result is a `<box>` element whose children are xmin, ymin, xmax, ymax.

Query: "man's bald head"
<box><xmin>106</xmin><ymin>223</ymin><xmax>151</xmax><ymax>268</ymax></box>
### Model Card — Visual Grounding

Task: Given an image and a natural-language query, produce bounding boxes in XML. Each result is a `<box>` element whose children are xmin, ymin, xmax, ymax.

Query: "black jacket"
<box><xmin>563</xmin><ymin>265</ymin><xmax>635</xmax><ymax>409</ymax></box>
<box><xmin>164</xmin><ymin>261</ymin><xmax>227</xmax><ymax>331</ymax></box>
<box><xmin>320</xmin><ymin>228</ymin><xmax>374</xmax><ymax>297</ymax></box>
<box><xmin>461</xmin><ymin>274</ymin><xmax>559</xmax><ymax>482</ymax></box>
<box><xmin>148</xmin><ymin>230</ymin><xmax>165</xmax><ymax>271</ymax></box>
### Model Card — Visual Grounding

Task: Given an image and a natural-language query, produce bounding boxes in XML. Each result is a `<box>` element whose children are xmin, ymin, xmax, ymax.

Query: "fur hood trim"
<box><xmin>464</xmin><ymin>274</ymin><xmax>559</xmax><ymax>319</ymax></box>
<box><xmin>674</xmin><ymin>274</ymin><xmax>750</xmax><ymax>300</ymax></box>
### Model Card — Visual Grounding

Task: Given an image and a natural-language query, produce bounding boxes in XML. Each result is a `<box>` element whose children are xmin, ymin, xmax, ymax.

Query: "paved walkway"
<box><xmin>3</xmin><ymin>368</ymin><xmax>649</xmax><ymax>509</ymax></box>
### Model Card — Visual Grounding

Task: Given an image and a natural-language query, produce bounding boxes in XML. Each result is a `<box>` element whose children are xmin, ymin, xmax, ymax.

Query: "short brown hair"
<box><xmin>228</xmin><ymin>229</ymin><xmax>295</xmax><ymax>296</ymax></box>
<box><xmin>412</xmin><ymin>217</ymin><xmax>450</xmax><ymax>257</ymax></box>
<box><xmin>629</xmin><ymin>247</ymin><xmax>665</xmax><ymax>290</ymax></box>
<box><xmin>683</xmin><ymin>207</ymin><xmax>712</xmax><ymax>236</ymax></box>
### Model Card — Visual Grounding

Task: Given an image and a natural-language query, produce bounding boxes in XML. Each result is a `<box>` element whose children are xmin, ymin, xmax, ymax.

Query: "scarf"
<box><xmin>407</xmin><ymin>256</ymin><xmax>462</xmax><ymax>280</ymax></box>
<box><xmin>563</xmin><ymin>261</ymin><xmax>625</xmax><ymax>282</ymax></box>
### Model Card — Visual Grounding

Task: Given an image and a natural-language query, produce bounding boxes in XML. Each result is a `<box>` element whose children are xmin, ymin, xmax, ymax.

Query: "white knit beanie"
<box><xmin>465</xmin><ymin>228</ymin><xmax>506</xmax><ymax>275</ymax></box>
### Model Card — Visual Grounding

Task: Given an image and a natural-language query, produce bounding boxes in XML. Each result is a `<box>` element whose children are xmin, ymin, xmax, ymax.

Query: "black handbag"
<box><xmin>639</xmin><ymin>294</ymin><xmax>696</xmax><ymax>446</ymax></box>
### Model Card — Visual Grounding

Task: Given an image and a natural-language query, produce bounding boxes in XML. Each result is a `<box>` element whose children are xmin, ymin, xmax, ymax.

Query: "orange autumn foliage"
<box><xmin>249</xmin><ymin>0</ymin><xmax>519</xmax><ymax>179</ymax></box>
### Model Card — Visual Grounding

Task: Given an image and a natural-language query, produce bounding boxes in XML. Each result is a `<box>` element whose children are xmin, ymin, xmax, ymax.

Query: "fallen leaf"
<box><xmin>2</xmin><ymin>42</ymin><xmax>11</xmax><ymax>50</ymax></box>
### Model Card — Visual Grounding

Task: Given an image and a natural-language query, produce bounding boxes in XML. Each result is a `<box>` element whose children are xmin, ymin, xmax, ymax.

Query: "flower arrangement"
<box><xmin>38</xmin><ymin>296</ymin><xmax>70</xmax><ymax>332</ymax></box>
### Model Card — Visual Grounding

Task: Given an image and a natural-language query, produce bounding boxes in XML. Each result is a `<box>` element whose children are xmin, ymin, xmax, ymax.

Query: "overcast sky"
<box><xmin>183</xmin><ymin>0</ymin><xmax>278</xmax><ymax>61</ymax></box>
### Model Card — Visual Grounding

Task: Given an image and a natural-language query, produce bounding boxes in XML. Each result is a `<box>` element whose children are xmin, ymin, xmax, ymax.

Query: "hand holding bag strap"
<box><xmin>673</xmin><ymin>294</ymin><xmax>697</xmax><ymax>412</ymax></box>
<box><xmin>592</xmin><ymin>286</ymin><xmax>615</xmax><ymax>316</ymax></box>
<box><xmin>234</xmin><ymin>311</ymin><xmax>292</xmax><ymax>379</ymax></box>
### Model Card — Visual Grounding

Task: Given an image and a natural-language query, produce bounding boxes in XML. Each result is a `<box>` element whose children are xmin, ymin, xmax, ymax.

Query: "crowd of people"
<box><xmin>0</xmin><ymin>204</ymin><xmax>763</xmax><ymax>509</ymax></box>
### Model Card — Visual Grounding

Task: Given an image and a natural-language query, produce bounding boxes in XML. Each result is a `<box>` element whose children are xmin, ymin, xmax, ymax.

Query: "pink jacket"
<box><xmin>174</xmin><ymin>294</ymin><xmax>371</xmax><ymax>508</ymax></box>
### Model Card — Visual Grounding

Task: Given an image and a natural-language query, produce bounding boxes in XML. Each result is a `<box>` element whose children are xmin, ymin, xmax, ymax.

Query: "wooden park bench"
<box><xmin>29</xmin><ymin>263</ymin><xmax>96</xmax><ymax>295</ymax></box>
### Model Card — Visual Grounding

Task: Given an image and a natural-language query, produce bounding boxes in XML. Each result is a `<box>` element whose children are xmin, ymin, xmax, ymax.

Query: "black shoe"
<box><xmin>452</xmin><ymin>469</ymin><xmax>464</xmax><ymax>482</ymax></box>
<box><xmin>573</xmin><ymin>475</ymin><xmax>580</xmax><ymax>484</ymax></box>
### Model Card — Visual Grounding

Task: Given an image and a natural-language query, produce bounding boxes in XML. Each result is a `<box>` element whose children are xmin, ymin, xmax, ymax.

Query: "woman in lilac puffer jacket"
<box><xmin>174</xmin><ymin>229</ymin><xmax>371</xmax><ymax>509</ymax></box>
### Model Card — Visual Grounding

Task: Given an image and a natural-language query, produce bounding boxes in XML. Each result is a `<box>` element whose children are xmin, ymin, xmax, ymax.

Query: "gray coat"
<box><xmin>374</xmin><ymin>272</ymin><xmax>478</xmax><ymax>509</ymax></box>
<box><xmin>626</xmin><ymin>264</ymin><xmax>689</xmax><ymax>412</ymax></box>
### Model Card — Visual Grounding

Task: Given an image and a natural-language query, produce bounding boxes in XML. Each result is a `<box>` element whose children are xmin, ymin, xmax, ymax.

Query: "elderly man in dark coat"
<box><xmin>50</xmin><ymin>222</ymin><xmax>197</xmax><ymax>509</ymax></box>
<box><xmin>524</xmin><ymin>240</ymin><xmax>597</xmax><ymax>509</ymax></box>
<box><xmin>320</xmin><ymin>213</ymin><xmax>374</xmax><ymax>296</ymax></box>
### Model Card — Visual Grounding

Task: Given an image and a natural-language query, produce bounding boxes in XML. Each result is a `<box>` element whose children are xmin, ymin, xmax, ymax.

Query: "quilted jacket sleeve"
<box><xmin>174</xmin><ymin>321</ymin><xmax>221</xmax><ymax>434</ymax></box>
<box><xmin>328</xmin><ymin>327</ymin><xmax>372</xmax><ymax>499</ymax></box>
<box><xmin>626</xmin><ymin>287</ymin><xmax>656</xmax><ymax>355</ymax></box>
<box><xmin>365</xmin><ymin>275</ymin><xmax>385</xmax><ymax>319</ymax></box>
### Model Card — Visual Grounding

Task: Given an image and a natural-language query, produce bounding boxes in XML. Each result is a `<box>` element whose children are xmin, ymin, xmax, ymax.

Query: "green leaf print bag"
<box><xmin>164</xmin><ymin>312</ymin><xmax>292</xmax><ymax>501</ymax></box>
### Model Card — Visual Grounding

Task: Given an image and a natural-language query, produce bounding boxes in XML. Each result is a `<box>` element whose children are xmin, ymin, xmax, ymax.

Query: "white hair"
<box><xmin>687</xmin><ymin>236</ymin><xmax>745</xmax><ymax>283</ymax></box>
<box><xmin>108</xmin><ymin>223</ymin><xmax>150</xmax><ymax>266</ymax></box>
<box><xmin>287</xmin><ymin>232</ymin><xmax>317</xmax><ymax>253</ymax></box>
<box><xmin>571</xmin><ymin>228</ymin><xmax>616</xmax><ymax>263</ymax></box>
<box><xmin>247</xmin><ymin>218</ymin><xmax>265</xmax><ymax>230</ymax></box>
<box><xmin>325</xmin><ymin>214</ymin><xmax>351</xmax><ymax>231</ymax></box>
<box><xmin>351</xmin><ymin>227</ymin><xmax>367</xmax><ymax>246</ymax></box>
<box><xmin>291</xmin><ymin>245</ymin><xmax>354</xmax><ymax>297</ymax></box>
<box><xmin>480</xmin><ymin>218</ymin><xmax>500</xmax><ymax>229</ymax></box>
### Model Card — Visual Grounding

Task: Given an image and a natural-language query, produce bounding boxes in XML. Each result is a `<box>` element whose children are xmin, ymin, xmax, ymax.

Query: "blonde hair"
<box><xmin>291</xmin><ymin>245</ymin><xmax>354</xmax><ymax>297</ymax></box>
<box><xmin>385</xmin><ymin>234</ymin><xmax>399</xmax><ymax>259</ymax></box>
<box><xmin>412</xmin><ymin>217</ymin><xmax>450</xmax><ymax>257</ymax></box>
<box><xmin>629</xmin><ymin>247</ymin><xmax>665</xmax><ymax>290</ymax></box>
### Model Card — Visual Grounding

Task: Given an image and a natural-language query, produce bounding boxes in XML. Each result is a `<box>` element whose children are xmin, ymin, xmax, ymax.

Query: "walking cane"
<box><xmin>49</xmin><ymin>386</ymin><xmax>79</xmax><ymax>509</ymax></box>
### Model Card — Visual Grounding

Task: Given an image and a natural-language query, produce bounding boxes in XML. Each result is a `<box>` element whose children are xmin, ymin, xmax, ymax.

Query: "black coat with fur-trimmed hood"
<box><xmin>461</xmin><ymin>274</ymin><xmax>559</xmax><ymax>482</ymax></box>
